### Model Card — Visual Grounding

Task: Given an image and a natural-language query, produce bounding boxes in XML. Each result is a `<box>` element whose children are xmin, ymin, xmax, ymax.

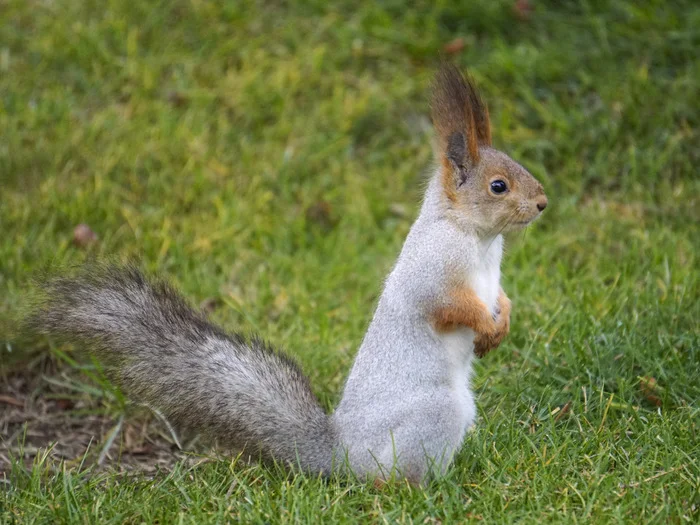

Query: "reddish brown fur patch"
<box><xmin>480</xmin><ymin>105</ymin><xmax>492</xmax><ymax>146</ymax></box>
<box><xmin>466</xmin><ymin>83</ymin><xmax>491</xmax><ymax>147</ymax></box>
<box><xmin>432</xmin><ymin>285</ymin><xmax>495</xmax><ymax>335</ymax></box>
<box><xmin>440</xmin><ymin>160</ymin><xmax>458</xmax><ymax>203</ymax></box>
<box><xmin>466</xmin><ymin>108</ymin><xmax>480</xmax><ymax>163</ymax></box>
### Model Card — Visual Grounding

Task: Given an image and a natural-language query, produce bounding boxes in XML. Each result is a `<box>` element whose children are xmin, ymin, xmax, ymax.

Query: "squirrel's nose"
<box><xmin>536</xmin><ymin>198</ymin><xmax>548</xmax><ymax>212</ymax></box>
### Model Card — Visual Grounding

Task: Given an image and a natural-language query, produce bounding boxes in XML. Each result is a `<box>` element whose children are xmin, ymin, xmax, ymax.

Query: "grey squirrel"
<box><xmin>30</xmin><ymin>65</ymin><xmax>547</xmax><ymax>485</ymax></box>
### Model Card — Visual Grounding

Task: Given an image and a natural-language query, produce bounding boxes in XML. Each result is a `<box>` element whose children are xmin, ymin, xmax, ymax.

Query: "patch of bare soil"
<box><xmin>0</xmin><ymin>354</ymin><xmax>198</xmax><ymax>477</ymax></box>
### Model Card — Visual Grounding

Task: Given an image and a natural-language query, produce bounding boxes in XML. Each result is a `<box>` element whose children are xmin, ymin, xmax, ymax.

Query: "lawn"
<box><xmin>1</xmin><ymin>0</ymin><xmax>698</xmax><ymax>522</ymax></box>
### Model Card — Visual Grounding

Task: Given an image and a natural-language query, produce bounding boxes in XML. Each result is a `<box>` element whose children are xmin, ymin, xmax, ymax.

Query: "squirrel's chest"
<box><xmin>469</xmin><ymin>264</ymin><xmax>501</xmax><ymax>313</ymax></box>
<box><xmin>467</xmin><ymin>239</ymin><xmax>503</xmax><ymax>312</ymax></box>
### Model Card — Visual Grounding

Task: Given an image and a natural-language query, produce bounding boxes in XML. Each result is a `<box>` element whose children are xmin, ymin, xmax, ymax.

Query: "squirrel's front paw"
<box><xmin>474</xmin><ymin>290</ymin><xmax>511</xmax><ymax>358</ymax></box>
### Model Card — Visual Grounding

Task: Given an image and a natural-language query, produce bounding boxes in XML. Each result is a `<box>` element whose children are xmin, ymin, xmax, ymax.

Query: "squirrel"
<box><xmin>29</xmin><ymin>64</ymin><xmax>547</xmax><ymax>486</ymax></box>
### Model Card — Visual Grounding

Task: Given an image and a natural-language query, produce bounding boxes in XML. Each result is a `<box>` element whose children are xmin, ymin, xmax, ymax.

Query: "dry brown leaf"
<box><xmin>514</xmin><ymin>0</ymin><xmax>533</xmax><ymax>21</ymax></box>
<box><xmin>443</xmin><ymin>37</ymin><xmax>466</xmax><ymax>55</ymax></box>
<box><xmin>73</xmin><ymin>223</ymin><xmax>98</xmax><ymax>247</ymax></box>
<box><xmin>640</xmin><ymin>376</ymin><xmax>662</xmax><ymax>406</ymax></box>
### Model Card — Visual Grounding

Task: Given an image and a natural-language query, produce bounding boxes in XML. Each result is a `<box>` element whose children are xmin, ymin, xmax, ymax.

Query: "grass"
<box><xmin>1</xmin><ymin>0</ymin><xmax>698</xmax><ymax>522</ymax></box>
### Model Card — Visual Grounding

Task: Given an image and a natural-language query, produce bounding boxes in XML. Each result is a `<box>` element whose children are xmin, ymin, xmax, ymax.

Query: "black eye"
<box><xmin>490</xmin><ymin>180</ymin><xmax>508</xmax><ymax>194</ymax></box>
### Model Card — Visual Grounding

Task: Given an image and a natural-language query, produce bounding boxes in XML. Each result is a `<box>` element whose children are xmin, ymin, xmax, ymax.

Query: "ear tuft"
<box><xmin>431</xmin><ymin>63</ymin><xmax>492</xmax><ymax>168</ymax></box>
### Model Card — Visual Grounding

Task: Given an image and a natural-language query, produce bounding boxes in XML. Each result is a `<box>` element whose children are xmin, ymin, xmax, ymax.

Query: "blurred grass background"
<box><xmin>1</xmin><ymin>0</ymin><xmax>698</xmax><ymax>523</ymax></box>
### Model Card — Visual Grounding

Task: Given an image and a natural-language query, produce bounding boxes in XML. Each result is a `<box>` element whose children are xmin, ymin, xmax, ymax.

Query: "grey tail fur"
<box><xmin>27</xmin><ymin>264</ymin><xmax>336</xmax><ymax>473</ymax></box>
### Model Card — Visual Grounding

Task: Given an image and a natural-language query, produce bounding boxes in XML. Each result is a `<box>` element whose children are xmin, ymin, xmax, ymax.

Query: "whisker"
<box><xmin>485</xmin><ymin>209</ymin><xmax>519</xmax><ymax>251</ymax></box>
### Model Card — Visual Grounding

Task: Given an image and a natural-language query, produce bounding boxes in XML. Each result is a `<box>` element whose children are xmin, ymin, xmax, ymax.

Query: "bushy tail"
<box><xmin>28</xmin><ymin>265</ymin><xmax>336</xmax><ymax>473</ymax></box>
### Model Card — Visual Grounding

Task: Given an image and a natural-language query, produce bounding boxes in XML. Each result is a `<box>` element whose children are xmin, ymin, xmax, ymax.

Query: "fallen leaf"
<box><xmin>443</xmin><ymin>37</ymin><xmax>466</xmax><ymax>55</ymax></box>
<box><xmin>514</xmin><ymin>0</ymin><xmax>533</xmax><ymax>21</ymax></box>
<box><xmin>73</xmin><ymin>223</ymin><xmax>98</xmax><ymax>247</ymax></box>
<box><xmin>0</xmin><ymin>395</ymin><xmax>23</xmax><ymax>407</ymax></box>
<box><xmin>554</xmin><ymin>401</ymin><xmax>571</xmax><ymax>421</ymax></box>
<box><xmin>54</xmin><ymin>399</ymin><xmax>75</xmax><ymax>411</ymax></box>
<box><xmin>640</xmin><ymin>376</ymin><xmax>662</xmax><ymax>406</ymax></box>
<box><xmin>373</xmin><ymin>477</ymin><xmax>386</xmax><ymax>490</ymax></box>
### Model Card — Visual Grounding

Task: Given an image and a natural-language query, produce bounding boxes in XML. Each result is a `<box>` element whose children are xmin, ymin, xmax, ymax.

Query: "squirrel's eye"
<box><xmin>490</xmin><ymin>180</ymin><xmax>508</xmax><ymax>195</ymax></box>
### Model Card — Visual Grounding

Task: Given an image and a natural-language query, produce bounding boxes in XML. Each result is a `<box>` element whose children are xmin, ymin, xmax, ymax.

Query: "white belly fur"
<box><xmin>438</xmin><ymin>250</ymin><xmax>502</xmax><ymax>432</ymax></box>
<box><xmin>440</xmin><ymin>327</ymin><xmax>476</xmax><ymax>433</ymax></box>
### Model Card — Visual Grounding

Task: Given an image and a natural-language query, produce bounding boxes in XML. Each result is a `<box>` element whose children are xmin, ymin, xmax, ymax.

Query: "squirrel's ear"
<box><xmin>431</xmin><ymin>64</ymin><xmax>492</xmax><ymax>191</ymax></box>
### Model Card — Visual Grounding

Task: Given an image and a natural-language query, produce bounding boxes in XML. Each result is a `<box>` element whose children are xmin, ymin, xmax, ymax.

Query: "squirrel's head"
<box><xmin>431</xmin><ymin>64</ymin><xmax>547</xmax><ymax>237</ymax></box>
